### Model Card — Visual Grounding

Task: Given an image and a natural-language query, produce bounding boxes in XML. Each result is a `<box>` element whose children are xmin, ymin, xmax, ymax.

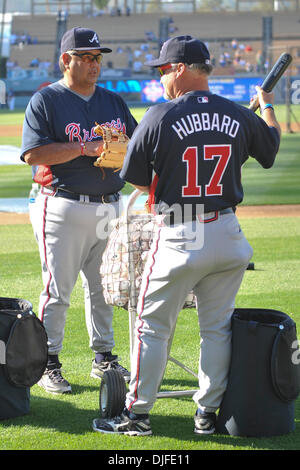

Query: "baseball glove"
<box><xmin>93</xmin><ymin>123</ymin><xmax>129</xmax><ymax>174</ymax></box>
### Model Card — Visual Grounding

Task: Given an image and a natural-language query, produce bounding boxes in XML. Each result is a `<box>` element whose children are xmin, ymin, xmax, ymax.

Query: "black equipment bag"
<box><xmin>216</xmin><ymin>308</ymin><xmax>300</xmax><ymax>437</ymax></box>
<box><xmin>0</xmin><ymin>297</ymin><xmax>48</xmax><ymax>420</ymax></box>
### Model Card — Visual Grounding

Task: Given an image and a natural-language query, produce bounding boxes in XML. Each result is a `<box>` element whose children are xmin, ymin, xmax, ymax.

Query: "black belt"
<box><xmin>53</xmin><ymin>188</ymin><xmax>120</xmax><ymax>203</ymax></box>
<box><xmin>203</xmin><ymin>207</ymin><xmax>233</xmax><ymax>218</ymax></box>
<box><xmin>162</xmin><ymin>207</ymin><xmax>234</xmax><ymax>226</ymax></box>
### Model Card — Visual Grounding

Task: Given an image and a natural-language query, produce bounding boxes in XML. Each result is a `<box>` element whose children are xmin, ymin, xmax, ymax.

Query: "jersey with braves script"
<box><xmin>21</xmin><ymin>81</ymin><xmax>137</xmax><ymax>195</ymax></box>
<box><xmin>121</xmin><ymin>91</ymin><xmax>280</xmax><ymax>212</ymax></box>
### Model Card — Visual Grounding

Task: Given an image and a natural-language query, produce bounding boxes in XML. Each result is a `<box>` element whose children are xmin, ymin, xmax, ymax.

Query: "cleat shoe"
<box><xmin>91</xmin><ymin>352</ymin><xmax>130</xmax><ymax>383</ymax></box>
<box><xmin>37</xmin><ymin>368</ymin><xmax>72</xmax><ymax>394</ymax></box>
<box><xmin>92</xmin><ymin>408</ymin><xmax>152</xmax><ymax>436</ymax></box>
<box><xmin>194</xmin><ymin>410</ymin><xmax>216</xmax><ymax>435</ymax></box>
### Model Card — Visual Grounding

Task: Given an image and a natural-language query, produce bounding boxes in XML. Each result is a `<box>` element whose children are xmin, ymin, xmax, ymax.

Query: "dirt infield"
<box><xmin>1</xmin><ymin>204</ymin><xmax>300</xmax><ymax>225</ymax></box>
<box><xmin>0</xmin><ymin>125</ymin><xmax>23</xmax><ymax>137</ymax></box>
<box><xmin>0</xmin><ymin>122</ymin><xmax>299</xmax><ymax>224</ymax></box>
<box><xmin>0</xmin><ymin>212</ymin><xmax>30</xmax><ymax>224</ymax></box>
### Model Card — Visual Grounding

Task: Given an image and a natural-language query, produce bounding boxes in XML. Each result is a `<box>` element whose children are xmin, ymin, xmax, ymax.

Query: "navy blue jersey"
<box><xmin>121</xmin><ymin>91</ymin><xmax>280</xmax><ymax>212</ymax></box>
<box><xmin>21</xmin><ymin>81</ymin><xmax>137</xmax><ymax>195</ymax></box>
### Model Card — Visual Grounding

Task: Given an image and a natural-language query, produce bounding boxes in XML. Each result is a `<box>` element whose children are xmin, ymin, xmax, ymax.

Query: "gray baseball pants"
<box><xmin>126</xmin><ymin>211</ymin><xmax>253</xmax><ymax>414</ymax></box>
<box><xmin>31</xmin><ymin>190</ymin><xmax>122</xmax><ymax>355</ymax></box>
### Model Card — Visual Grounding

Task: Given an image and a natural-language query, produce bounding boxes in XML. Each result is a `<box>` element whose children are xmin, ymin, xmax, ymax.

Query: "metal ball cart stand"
<box><xmin>99</xmin><ymin>190</ymin><xmax>199</xmax><ymax>418</ymax></box>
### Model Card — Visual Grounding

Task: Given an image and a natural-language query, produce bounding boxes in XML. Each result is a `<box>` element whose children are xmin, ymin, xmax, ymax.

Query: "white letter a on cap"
<box><xmin>89</xmin><ymin>33</ymin><xmax>99</xmax><ymax>44</ymax></box>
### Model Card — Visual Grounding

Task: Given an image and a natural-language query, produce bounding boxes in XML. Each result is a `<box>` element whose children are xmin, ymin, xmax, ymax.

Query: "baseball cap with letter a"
<box><xmin>145</xmin><ymin>35</ymin><xmax>210</xmax><ymax>67</ymax></box>
<box><xmin>60</xmin><ymin>27</ymin><xmax>112</xmax><ymax>54</ymax></box>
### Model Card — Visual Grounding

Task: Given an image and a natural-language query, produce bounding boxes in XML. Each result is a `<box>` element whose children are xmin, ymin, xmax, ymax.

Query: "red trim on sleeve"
<box><xmin>34</xmin><ymin>165</ymin><xmax>53</xmax><ymax>186</ymax></box>
<box><xmin>146</xmin><ymin>174</ymin><xmax>159</xmax><ymax>214</ymax></box>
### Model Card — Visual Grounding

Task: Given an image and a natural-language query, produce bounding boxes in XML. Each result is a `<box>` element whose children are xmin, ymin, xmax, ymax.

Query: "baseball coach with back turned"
<box><xmin>92</xmin><ymin>35</ymin><xmax>281</xmax><ymax>436</ymax></box>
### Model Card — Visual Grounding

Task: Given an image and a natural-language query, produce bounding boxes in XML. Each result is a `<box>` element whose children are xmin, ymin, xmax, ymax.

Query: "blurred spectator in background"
<box><xmin>256</xmin><ymin>50</ymin><xmax>264</xmax><ymax>73</ymax></box>
<box><xmin>218</xmin><ymin>53</ymin><xmax>226</xmax><ymax>67</ymax></box>
<box><xmin>145</xmin><ymin>51</ymin><xmax>154</xmax><ymax>63</ymax></box>
<box><xmin>39</xmin><ymin>60</ymin><xmax>51</xmax><ymax>71</ymax></box>
<box><xmin>231</xmin><ymin>39</ymin><xmax>238</xmax><ymax>50</ymax></box>
<box><xmin>224</xmin><ymin>51</ymin><xmax>232</xmax><ymax>65</ymax></box>
<box><xmin>133</xmin><ymin>60</ymin><xmax>143</xmax><ymax>73</ymax></box>
<box><xmin>169</xmin><ymin>24</ymin><xmax>179</xmax><ymax>34</ymax></box>
<box><xmin>126</xmin><ymin>46</ymin><xmax>133</xmax><ymax>69</ymax></box>
<box><xmin>7</xmin><ymin>90</ymin><xmax>15</xmax><ymax>111</ymax></box>
<box><xmin>245</xmin><ymin>62</ymin><xmax>254</xmax><ymax>73</ymax></box>
<box><xmin>30</xmin><ymin>58</ymin><xmax>40</xmax><ymax>67</ymax></box>
<box><xmin>134</xmin><ymin>49</ymin><xmax>142</xmax><ymax>59</ymax></box>
<box><xmin>145</xmin><ymin>31</ymin><xmax>157</xmax><ymax>42</ymax></box>
<box><xmin>264</xmin><ymin>59</ymin><xmax>269</xmax><ymax>72</ymax></box>
<box><xmin>6</xmin><ymin>59</ymin><xmax>18</xmax><ymax>70</ymax></box>
<box><xmin>140</xmin><ymin>43</ymin><xmax>149</xmax><ymax>52</ymax></box>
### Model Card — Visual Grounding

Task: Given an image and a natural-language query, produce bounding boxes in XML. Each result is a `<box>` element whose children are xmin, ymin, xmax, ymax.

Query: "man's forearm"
<box><xmin>261</xmin><ymin>107</ymin><xmax>282</xmax><ymax>138</ymax></box>
<box><xmin>23</xmin><ymin>141</ymin><xmax>103</xmax><ymax>166</ymax></box>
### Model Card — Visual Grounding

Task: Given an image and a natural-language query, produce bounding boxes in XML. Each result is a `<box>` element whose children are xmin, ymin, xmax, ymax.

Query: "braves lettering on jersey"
<box><xmin>121</xmin><ymin>91</ymin><xmax>280</xmax><ymax>212</ymax></box>
<box><xmin>21</xmin><ymin>81</ymin><xmax>137</xmax><ymax>195</ymax></box>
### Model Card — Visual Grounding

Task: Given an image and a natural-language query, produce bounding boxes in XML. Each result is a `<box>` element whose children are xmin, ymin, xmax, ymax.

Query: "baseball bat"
<box><xmin>249</xmin><ymin>52</ymin><xmax>293</xmax><ymax>111</ymax></box>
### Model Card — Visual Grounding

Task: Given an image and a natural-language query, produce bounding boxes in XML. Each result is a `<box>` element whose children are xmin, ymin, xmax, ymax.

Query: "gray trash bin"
<box><xmin>216</xmin><ymin>308</ymin><xmax>300</xmax><ymax>437</ymax></box>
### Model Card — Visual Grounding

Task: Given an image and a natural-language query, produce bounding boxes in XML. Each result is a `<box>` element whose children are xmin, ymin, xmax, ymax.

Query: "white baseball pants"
<box><xmin>30</xmin><ymin>190</ymin><xmax>122</xmax><ymax>355</ymax></box>
<box><xmin>126</xmin><ymin>211</ymin><xmax>253</xmax><ymax>414</ymax></box>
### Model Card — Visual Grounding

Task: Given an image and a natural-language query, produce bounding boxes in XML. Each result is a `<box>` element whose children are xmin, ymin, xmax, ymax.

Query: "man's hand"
<box><xmin>83</xmin><ymin>140</ymin><xmax>104</xmax><ymax>157</ymax></box>
<box><xmin>254</xmin><ymin>85</ymin><xmax>274</xmax><ymax>109</ymax></box>
<box><xmin>253</xmin><ymin>86</ymin><xmax>281</xmax><ymax>137</ymax></box>
<box><xmin>93</xmin><ymin>124</ymin><xmax>129</xmax><ymax>172</ymax></box>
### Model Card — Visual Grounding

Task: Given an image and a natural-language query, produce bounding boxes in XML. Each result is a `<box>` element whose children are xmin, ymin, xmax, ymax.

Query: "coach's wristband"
<box><xmin>261</xmin><ymin>103</ymin><xmax>274</xmax><ymax>114</ymax></box>
<box><xmin>80</xmin><ymin>142</ymin><xmax>86</xmax><ymax>156</ymax></box>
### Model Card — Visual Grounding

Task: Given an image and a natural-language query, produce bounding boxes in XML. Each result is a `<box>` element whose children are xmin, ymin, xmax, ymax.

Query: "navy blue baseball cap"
<box><xmin>145</xmin><ymin>35</ymin><xmax>210</xmax><ymax>67</ymax></box>
<box><xmin>60</xmin><ymin>27</ymin><xmax>112</xmax><ymax>54</ymax></box>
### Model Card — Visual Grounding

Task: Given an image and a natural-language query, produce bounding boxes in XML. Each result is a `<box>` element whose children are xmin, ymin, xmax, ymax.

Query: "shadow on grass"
<box><xmin>1</xmin><ymin>381</ymin><xmax>300</xmax><ymax>451</ymax></box>
<box><xmin>0</xmin><ymin>395</ymin><xmax>97</xmax><ymax>435</ymax></box>
<box><xmin>154</xmin><ymin>377</ymin><xmax>300</xmax><ymax>450</ymax></box>
<box><xmin>151</xmin><ymin>414</ymin><xmax>300</xmax><ymax>450</ymax></box>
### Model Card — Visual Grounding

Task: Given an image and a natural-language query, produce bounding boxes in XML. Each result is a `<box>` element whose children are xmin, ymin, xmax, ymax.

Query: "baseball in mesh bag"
<box><xmin>100</xmin><ymin>215</ymin><xmax>157</xmax><ymax>308</ymax></box>
<box><xmin>100</xmin><ymin>214</ymin><xmax>197</xmax><ymax>309</ymax></box>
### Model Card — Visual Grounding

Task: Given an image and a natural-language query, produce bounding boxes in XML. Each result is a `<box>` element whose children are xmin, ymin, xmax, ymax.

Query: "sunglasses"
<box><xmin>70</xmin><ymin>52</ymin><xmax>103</xmax><ymax>64</ymax></box>
<box><xmin>157</xmin><ymin>63</ymin><xmax>175</xmax><ymax>76</ymax></box>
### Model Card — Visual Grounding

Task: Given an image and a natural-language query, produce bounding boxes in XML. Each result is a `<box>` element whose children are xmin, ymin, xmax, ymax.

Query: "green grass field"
<box><xmin>0</xmin><ymin>106</ymin><xmax>300</xmax><ymax>452</ymax></box>
<box><xmin>0</xmin><ymin>104</ymin><xmax>300</xmax><ymax>205</ymax></box>
<box><xmin>0</xmin><ymin>218</ymin><xmax>299</xmax><ymax>451</ymax></box>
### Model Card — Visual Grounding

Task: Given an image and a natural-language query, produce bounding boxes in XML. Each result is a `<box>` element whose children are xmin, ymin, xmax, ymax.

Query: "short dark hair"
<box><xmin>185</xmin><ymin>63</ymin><xmax>213</xmax><ymax>75</ymax></box>
<box><xmin>59</xmin><ymin>55</ymin><xmax>66</xmax><ymax>73</ymax></box>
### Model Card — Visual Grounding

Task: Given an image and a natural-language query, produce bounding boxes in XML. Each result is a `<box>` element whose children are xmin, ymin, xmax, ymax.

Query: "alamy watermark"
<box><xmin>0</xmin><ymin>339</ymin><xmax>5</xmax><ymax>364</ymax></box>
<box><xmin>95</xmin><ymin>201</ymin><xmax>205</xmax><ymax>250</ymax></box>
<box><xmin>291</xmin><ymin>80</ymin><xmax>300</xmax><ymax>105</ymax></box>
<box><xmin>291</xmin><ymin>339</ymin><xmax>300</xmax><ymax>365</ymax></box>
<box><xmin>0</xmin><ymin>80</ymin><xmax>6</xmax><ymax>105</ymax></box>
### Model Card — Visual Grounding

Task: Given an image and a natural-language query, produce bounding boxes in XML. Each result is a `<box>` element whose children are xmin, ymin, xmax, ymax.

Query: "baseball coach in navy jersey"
<box><xmin>92</xmin><ymin>35</ymin><xmax>281</xmax><ymax>436</ymax></box>
<box><xmin>20</xmin><ymin>27</ymin><xmax>137</xmax><ymax>394</ymax></box>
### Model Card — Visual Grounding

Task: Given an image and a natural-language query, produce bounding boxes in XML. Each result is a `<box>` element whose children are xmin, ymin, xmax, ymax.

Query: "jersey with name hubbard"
<box><xmin>120</xmin><ymin>91</ymin><xmax>280</xmax><ymax>212</ymax></box>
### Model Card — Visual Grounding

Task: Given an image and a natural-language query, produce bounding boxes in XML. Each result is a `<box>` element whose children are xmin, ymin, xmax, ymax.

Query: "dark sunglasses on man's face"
<box><xmin>157</xmin><ymin>63</ymin><xmax>175</xmax><ymax>76</ymax></box>
<box><xmin>70</xmin><ymin>52</ymin><xmax>103</xmax><ymax>64</ymax></box>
